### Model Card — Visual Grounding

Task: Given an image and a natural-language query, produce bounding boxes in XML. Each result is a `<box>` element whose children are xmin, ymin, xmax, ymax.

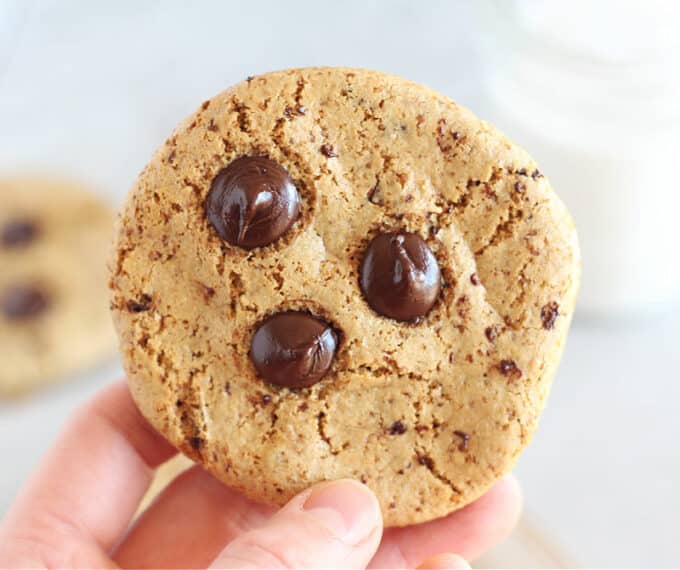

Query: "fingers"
<box><xmin>417</xmin><ymin>553</ymin><xmax>470</xmax><ymax>569</ymax></box>
<box><xmin>370</xmin><ymin>474</ymin><xmax>522</xmax><ymax>568</ymax></box>
<box><xmin>210</xmin><ymin>480</ymin><xmax>383</xmax><ymax>569</ymax></box>
<box><xmin>114</xmin><ymin>465</ymin><xmax>276</xmax><ymax>568</ymax></box>
<box><xmin>0</xmin><ymin>381</ymin><xmax>176</xmax><ymax>554</ymax></box>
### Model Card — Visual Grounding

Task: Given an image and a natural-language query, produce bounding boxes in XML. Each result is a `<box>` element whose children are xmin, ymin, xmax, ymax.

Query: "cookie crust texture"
<box><xmin>110</xmin><ymin>67</ymin><xmax>580</xmax><ymax>526</ymax></box>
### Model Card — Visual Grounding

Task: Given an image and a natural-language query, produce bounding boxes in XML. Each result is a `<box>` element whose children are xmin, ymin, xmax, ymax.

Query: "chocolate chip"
<box><xmin>417</xmin><ymin>455</ymin><xmax>434</xmax><ymax>469</ymax></box>
<box><xmin>360</xmin><ymin>232</ymin><xmax>441</xmax><ymax>322</ymax></box>
<box><xmin>250</xmin><ymin>311</ymin><xmax>338</xmax><ymax>388</ymax></box>
<box><xmin>485</xmin><ymin>326</ymin><xmax>497</xmax><ymax>342</ymax></box>
<box><xmin>320</xmin><ymin>144</ymin><xmax>337</xmax><ymax>158</ymax></box>
<box><xmin>514</xmin><ymin>181</ymin><xmax>525</xmax><ymax>193</ymax></box>
<box><xmin>470</xmin><ymin>273</ymin><xmax>480</xmax><ymax>286</ymax></box>
<box><xmin>201</xmin><ymin>284</ymin><xmax>216</xmax><ymax>302</ymax></box>
<box><xmin>388</xmin><ymin>421</ymin><xmax>407</xmax><ymax>435</ymax></box>
<box><xmin>517</xmin><ymin>168</ymin><xmax>528</xmax><ymax>176</ymax></box>
<box><xmin>499</xmin><ymin>359</ymin><xmax>522</xmax><ymax>378</ymax></box>
<box><xmin>2</xmin><ymin>219</ymin><xmax>39</xmax><ymax>248</ymax></box>
<box><xmin>1</xmin><ymin>285</ymin><xmax>50</xmax><ymax>321</ymax></box>
<box><xmin>285</xmin><ymin>105</ymin><xmax>307</xmax><ymax>119</ymax></box>
<box><xmin>127</xmin><ymin>294</ymin><xmax>152</xmax><ymax>313</ymax></box>
<box><xmin>189</xmin><ymin>436</ymin><xmax>205</xmax><ymax>450</ymax></box>
<box><xmin>453</xmin><ymin>430</ymin><xmax>470</xmax><ymax>452</ymax></box>
<box><xmin>541</xmin><ymin>301</ymin><xmax>560</xmax><ymax>330</ymax></box>
<box><xmin>261</xmin><ymin>394</ymin><xmax>272</xmax><ymax>405</ymax></box>
<box><xmin>367</xmin><ymin>182</ymin><xmax>382</xmax><ymax>205</ymax></box>
<box><xmin>531</xmin><ymin>169</ymin><xmax>543</xmax><ymax>179</ymax></box>
<box><xmin>206</xmin><ymin>156</ymin><xmax>300</xmax><ymax>249</ymax></box>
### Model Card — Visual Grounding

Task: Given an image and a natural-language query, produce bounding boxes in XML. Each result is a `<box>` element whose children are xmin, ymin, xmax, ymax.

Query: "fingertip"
<box><xmin>418</xmin><ymin>553</ymin><xmax>471</xmax><ymax>569</ymax></box>
<box><xmin>301</xmin><ymin>478</ymin><xmax>383</xmax><ymax>545</ymax></box>
<box><xmin>488</xmin><ymin>473</ymin><xmax>523</xmax><ymax>529</ymax></box>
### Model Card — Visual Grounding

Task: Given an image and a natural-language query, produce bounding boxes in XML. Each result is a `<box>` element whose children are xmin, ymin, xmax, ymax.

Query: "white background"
<box><xmin>1</xmin><ymin>1</ymin><xmax>679</xmax><ymax>567</ymax></box>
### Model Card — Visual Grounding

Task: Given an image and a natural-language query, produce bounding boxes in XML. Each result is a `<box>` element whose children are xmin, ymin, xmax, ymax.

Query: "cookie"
<box><xmin>0</xmin><ymin>176</ymin><xmax>117</xmax><ymax>397</ymax></box>
<box><xmin>110</xmin><ymin>67</ymin><xmax>580</xmax><ymax>526</ymax></box>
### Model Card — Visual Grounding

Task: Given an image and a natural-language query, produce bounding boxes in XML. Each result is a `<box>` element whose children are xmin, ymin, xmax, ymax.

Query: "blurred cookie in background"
<box><xmin>0</xmin><ymin>176</ymin><xmax>117</xmax><ymax>397</ymax></box>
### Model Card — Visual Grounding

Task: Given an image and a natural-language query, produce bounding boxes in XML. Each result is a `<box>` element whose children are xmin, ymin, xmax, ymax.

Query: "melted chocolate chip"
<box><xmin>453</xmin><ymin>430</ymin><xmax>470</xmax><ymax>451</ymax></box>
<box><xmin>470</xmin><ymin>273</ymin><xmax>480</xmax><ymax>286</ymax></box>
<box><xmin>499</xmin><ymin>359</ymin><xmax>522</xmax><ymax>378</ymax></box>
<box><xmin>206</xmin><ymin>156</ymin><xmax>300</xmax><ymax>249</ymax></box>
<box><xmin>541</xmin><ymin>301</ymin><xmax>560</xmax><ymax>330</ymax></box>
<box><xmin>127</xmin><ymin>294</ymin><xmax>152</xmax><ymax>313</ymax></box>
<box><xmin>388</xmin><ymin>421</ymin><xmax>407</xmax><ymax>435</ymax></box>
<box><xmin>2</xmin><ymin>219</ymin><xmax>39</xmax><ymax>248</ymax></box>
<box><xmin>367</xmin><ymin>182</ymin><xmax>383</xmax><ymax>205</ymax></box>
<box><xmin>360</xmin><ymin>232</ymin><xmax>441</xmax><ymax>322</ymax></box>
<box><xmin>1</xmin><ymin>285</ymin><xmax>50</xmax><ymax>320</ymax></box>
<box><xmin>250</xmin><ymin>311</ymin><xmax>338</xmax><ymax>388</ymax></box>
<box><xmin>485</xmin><ymin>326</ymin><xmax>497</xmax><ymax>342</ymax></box>
<box><xmin>417</xmin><ymin>455</ymin><xmax>434</xmax><ymax>469</ymax></box>
<box><xmin>320</xmin><ymin>144</ymin><xmax>337</xmax><ymax>158</ymax></box>
<box><xmin>189</xmin><ymin>436</ymin><xmax>205</xmax><ymax>450</ymax></box>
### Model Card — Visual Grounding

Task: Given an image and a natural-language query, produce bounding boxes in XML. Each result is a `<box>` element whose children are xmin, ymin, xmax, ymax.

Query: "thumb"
<box><xmin>210</xmin><ymin>479</ymin><xmax>382</xmax><ymax>569</ymax></box>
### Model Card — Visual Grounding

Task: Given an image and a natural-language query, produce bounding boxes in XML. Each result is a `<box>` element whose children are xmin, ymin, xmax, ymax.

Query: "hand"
<box><xmin>0</xmin><ymin>382</ymin><xmax>521</xmax><ymax>569</ymax></box>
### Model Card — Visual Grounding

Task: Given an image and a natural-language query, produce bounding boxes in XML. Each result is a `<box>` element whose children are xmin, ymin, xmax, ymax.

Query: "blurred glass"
<box><xmin>476</xmin><ymin>0</ymin><xmax>680</xmax><ymax>319</ymax></box>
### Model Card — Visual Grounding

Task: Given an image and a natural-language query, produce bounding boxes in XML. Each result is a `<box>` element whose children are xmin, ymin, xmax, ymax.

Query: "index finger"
<box><xmin>0</xmin><ymin>381</ymin><xmax>176</xmax><ymax>551</ymax></box>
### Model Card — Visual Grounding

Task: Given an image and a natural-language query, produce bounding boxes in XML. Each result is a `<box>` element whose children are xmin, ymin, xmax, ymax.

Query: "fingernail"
<box><xmin>303</xmin><ymin>479</ymin><xmax>380</xmax><ymax>544</ymax></box>
<box><xmin>417</xmin><ymin>553</ymin><xmax>471</xmax><ymax>569</ymax></box>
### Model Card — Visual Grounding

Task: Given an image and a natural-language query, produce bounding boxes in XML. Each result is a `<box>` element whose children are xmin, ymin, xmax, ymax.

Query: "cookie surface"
<box><xmin>0</xmin><ymin>176</ymin><xmax>116</xmax><ymax>397</ymax></box>
<box><xmin>110</xmin><ymin>67</ymin><xmax>580</xmax><ymax>526</ymax></box>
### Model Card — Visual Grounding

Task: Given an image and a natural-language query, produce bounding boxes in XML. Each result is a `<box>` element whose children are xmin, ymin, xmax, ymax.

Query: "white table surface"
<box><xmin>1</xmin><ymin>2</ymin><xmax>679</xmax><ymax>567</ymax></box>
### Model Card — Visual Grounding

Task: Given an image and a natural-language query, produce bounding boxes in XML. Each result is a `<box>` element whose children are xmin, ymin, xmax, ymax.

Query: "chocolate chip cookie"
<box><xmin>1</xmin><ymin>176</ymin><xmax>117</xmax><ymax>397</ymax></box>
<box><xmin>110</xmin><ymin>67</ymin><xmax>580</xmax><ymax>526</ymax></box>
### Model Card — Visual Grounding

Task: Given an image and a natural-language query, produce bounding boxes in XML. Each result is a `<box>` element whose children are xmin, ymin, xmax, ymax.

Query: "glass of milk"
<box><xmin>475</xmin><ymin>0</ymin><xmax>680</xmax><ymax>319</ymax></box>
